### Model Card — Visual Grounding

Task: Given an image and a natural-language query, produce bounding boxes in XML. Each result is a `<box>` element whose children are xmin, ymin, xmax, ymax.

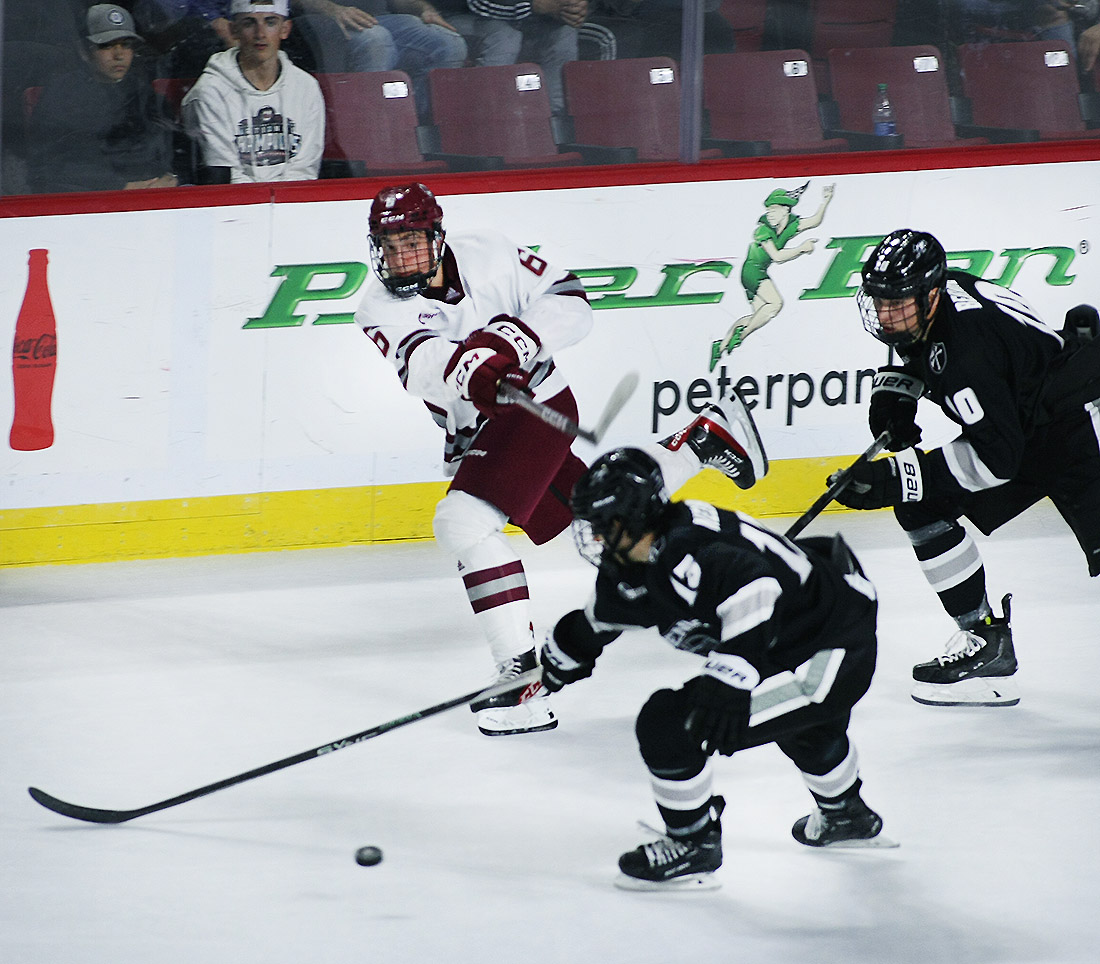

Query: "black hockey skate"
<box><xmin>911</xmin><ymin>594</ymin><xmax>1018</xmax><ymax>707</ymax></box>
<box><xmin>615</xmin><ymin>797</ymin><xmax>725</xmax><ymax>891</ymax></box>
<box><xmin>792</xmin><ymin>794</ymin><xmax>897</xmax><ymax>849</ymax></box>
<box><xmin>659</xmin><ymin>395</ymin><xmax>768</xmax><ymax>490</ymax></box>
<box><xmin>470</xmin><ymin>649</ymin><xmax>557</xmax><ymax>736</ymax></box>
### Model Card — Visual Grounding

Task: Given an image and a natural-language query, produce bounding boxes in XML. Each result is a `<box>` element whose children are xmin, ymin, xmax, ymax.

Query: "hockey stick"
<box><xmin>783</xmin><ymin>431</ymin><xmax>892</xmax><ymax>540</ymax></box>
<box><xmin>499</xmin><ymin>370</ymin><xmax>639</xmax><ymax>445</ymax></box>
<box><xmin>27</xmin><ymin>668</ymin><xmax>543</xmax><ymax>825</ymax></box>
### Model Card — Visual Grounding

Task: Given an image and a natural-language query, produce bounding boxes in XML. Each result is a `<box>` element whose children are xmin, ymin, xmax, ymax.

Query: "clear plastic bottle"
<box><xmin>872</xmin><ymin>83</ymin><xmax>896</xmax><ymax>137</ymax></box>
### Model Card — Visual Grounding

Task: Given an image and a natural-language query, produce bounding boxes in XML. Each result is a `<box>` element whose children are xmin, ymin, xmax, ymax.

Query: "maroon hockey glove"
<box><xmin>449</xmin><ymin>349</ymin><xmax>531</xmax><ymax>416</ymax></box>
<box><xmin>466</xmin><ymin>315</ymin><xmax>541</xmax><ymax>365</ymax></box>
<box><xmin>831</xmin><ymin>448</ymin><xmax>926</xmax><ymax>510</ymax></box>
<box><xmin>868</xmin><ymin>367</ymin><xmax>924</xmax><ymax>452</ymax></box>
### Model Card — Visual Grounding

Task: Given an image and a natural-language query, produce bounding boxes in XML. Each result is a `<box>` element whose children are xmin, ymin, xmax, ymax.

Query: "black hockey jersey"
<box><xmin>896</xmin><ymin>271</ymin><xmax>1068</xmax><ymax>496</ymax></box>
<box><xmin>580</xmin><ymin>501</ymin><xmax>877</xmax><ymax>682</ymax></box>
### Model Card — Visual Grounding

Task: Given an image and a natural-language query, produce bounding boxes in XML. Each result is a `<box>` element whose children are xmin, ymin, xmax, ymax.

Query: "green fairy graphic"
<box><xmin>709</xmin><ymin>181</ymin><xmax>835</xmax><ymax>371</ymax></box>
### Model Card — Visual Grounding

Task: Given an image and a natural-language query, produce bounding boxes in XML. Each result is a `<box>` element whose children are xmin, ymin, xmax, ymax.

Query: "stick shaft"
<box><xmin>783</xmin><ymin>432</ymin><xmax>892</xmax><ymax>540</ymax></box>
<box><xmin>28</xmin><ymin>668</ymin><xmax>543</xmax><ymax>824</ymax></box>
<box><xmin>498</xmin><ymin>370</ymin><xmax>638</xmax><ymax>445</ymax></box>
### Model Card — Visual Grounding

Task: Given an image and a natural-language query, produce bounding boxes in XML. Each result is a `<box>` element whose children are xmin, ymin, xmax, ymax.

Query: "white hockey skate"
<box><xmin>470</xmin><ymin>650</ymin><xmax>557</xmax><ymax>736</ymax></box>
<box><xmin>660</xmin><ymin>390</ymin><xmax>768</xmax><ymax>490</ymax></box>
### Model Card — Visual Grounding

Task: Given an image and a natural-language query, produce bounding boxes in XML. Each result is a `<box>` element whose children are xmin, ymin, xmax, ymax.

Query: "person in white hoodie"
<box><xmin>181</xmin><ymin>0</ymin><xmax>324</xmax><ymax>183</ymax></box>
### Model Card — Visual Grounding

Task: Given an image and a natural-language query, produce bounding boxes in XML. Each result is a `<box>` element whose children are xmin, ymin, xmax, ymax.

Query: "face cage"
<box><xmin>571</xmin><ymin>517</ymin><xmax>641</xmax><ymax>568</ymax></box>
<box><xmin>856</xmin><ymin>286</ymin><xmax>933</xmax><ymax>351</ymax></box>
<box><xmin>369</xmin><ymin>228</ymin><xmax>444</xmax><ymax>299</ymax></box>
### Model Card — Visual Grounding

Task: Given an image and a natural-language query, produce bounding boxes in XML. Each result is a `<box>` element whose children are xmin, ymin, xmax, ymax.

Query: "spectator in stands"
<box><xmin>181</xmin><ymin>0</ymin><xmax>324</xmax><ymax>182</ymax></box>
<box><xmin>27</xmin><ymin>4</ymin><xmax>179</xmax><ymax>194</ymax></box>
<box><xmin>585</xmin><ymin>0</ymin><xmax>734</xmax><ymax>61</ymax></box>
<box><xmin>432</xmin><ymin>0</ymin><xmax>586</xmax><ymax>115</ymax></box>
<box><xmin>950</xmin><ymin>1</ymin><xmax>1100</xmax><ymax>71</ymax></box>
<box><xmin>290</xmin><ymin>0</ymin><xmax>467</xmax><ymax>115</ymax></box>
<box><xmin>135</xmin><ymin>1</ymin><xmax>237</xmax><ymax>79</ymax></box>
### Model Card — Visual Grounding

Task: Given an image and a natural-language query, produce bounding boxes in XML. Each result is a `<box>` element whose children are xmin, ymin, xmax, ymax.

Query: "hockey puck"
<box><xmin>355</xmin><ymin>846</ymin><xmax>383</xmax><ymax>866</ymax></box>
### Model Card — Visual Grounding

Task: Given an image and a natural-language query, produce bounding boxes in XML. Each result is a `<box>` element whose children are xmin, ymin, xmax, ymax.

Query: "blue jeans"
<box><xmin>345</xmin><ymin>14</ymin><xmax>467</xmax><ymax>116</ymax></box>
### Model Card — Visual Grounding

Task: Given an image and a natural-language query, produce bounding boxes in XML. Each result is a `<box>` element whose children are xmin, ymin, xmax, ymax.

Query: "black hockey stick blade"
<box><xmin>783</xmin><ymin>431</ymin><xmax>892</xmax><ymax>540</ymax></box>
<box><xmin>27</xmin><ymin>667</ymin><xmax>543</xmax><ymax>825</ymax></box>
<box><xmin>498</xmin><ymin>371</ymin><xmax>639</xmax><ymax>445</ymax></box>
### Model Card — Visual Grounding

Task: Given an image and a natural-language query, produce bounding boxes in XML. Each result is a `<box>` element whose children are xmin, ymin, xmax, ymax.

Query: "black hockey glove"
<box><xmin>539</xmin><ymin>609</ymin><xmax>619</xmax><ymax>692</ymax></box>
<box><xmin>831</xmin><ymin>448</ymin><xmax>926</xmax><ymax>510</ymax></box>
<box><xmin>684</xmin><ymin>654</ymin><xmax>758</xmax><ymax>756</ymax></box>
<box><xmin>868</xmin><ymin>367</ymin><xmax>924</xmax><ymax>452</ymax></box>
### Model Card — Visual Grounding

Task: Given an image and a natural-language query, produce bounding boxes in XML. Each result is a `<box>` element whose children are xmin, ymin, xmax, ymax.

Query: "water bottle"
<box><xmin>872</xmin><ymin>83</ymin><xmax>896</xmax><ymax>137</ymax></box>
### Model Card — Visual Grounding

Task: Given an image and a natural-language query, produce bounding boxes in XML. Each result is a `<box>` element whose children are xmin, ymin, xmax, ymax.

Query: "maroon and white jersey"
<box><xmin>356</xmin><ymin>230</ymin><xmax>592</xmax><ymax>465</ymax></box>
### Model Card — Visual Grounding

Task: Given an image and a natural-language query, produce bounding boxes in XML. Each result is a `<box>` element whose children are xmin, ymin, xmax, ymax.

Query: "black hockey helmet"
<box><xmin>857</xmin><ymin>229</ymin><xmax>947</xmax><ymax>349</ymax></box>
<box><xmin>570</xmin><ymin>447</ymin><xmax>669</xmax><ymax>567</ymax></box>
<box><xmin>368</xmin><ymin>183</ymin><xmax>446</xmax><ymax>298</ymax></box>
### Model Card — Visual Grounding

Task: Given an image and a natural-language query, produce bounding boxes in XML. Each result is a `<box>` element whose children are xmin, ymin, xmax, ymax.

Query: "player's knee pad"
<box><xmin>433</xmin><ymin>490</ymin><xmax>508</xmax><ymax>558</ymax></box>
<box><xmin>635</xmin><ymin>687</ymin><xmax>702</xmax><ymax>772</ymax></box>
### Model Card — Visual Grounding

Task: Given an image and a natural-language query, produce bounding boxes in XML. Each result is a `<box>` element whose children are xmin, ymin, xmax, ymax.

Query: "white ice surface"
<box><xmin>2</xmin><ymin>503</ymin><xmax>1097</xmax><ymax>964</ymax></box>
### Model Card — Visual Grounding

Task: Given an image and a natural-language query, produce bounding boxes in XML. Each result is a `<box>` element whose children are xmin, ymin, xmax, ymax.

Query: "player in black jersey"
<box><xmin>539</xmin><ymin>448</ymin><xmax>893</xmax><ymax>891</ymax></box>
<box><xmin>836</xmin><ymin>228</ymin><xmax>1100</xmax><ymax>707</ymax></box>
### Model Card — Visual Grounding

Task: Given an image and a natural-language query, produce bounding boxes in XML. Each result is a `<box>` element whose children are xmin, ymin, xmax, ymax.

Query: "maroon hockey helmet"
<box><xmin>368</xmin><ymin>183</ymin><xmax>446</xmax><ymax>298</ymax></box>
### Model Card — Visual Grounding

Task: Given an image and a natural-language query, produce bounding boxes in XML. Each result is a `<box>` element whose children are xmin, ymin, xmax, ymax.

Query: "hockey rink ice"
<box><xmin>2</xmin><ymin>502</ymin><xmax>1097</xmax><ymax>964</ymax></box>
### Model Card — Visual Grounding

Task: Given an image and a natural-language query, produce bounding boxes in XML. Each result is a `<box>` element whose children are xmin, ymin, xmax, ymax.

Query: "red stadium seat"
<box><xmin>563</xmin><ymin>57</ymin><xmax>723</xmax><ymax>163</ymax></box>
<box><xmin>811</xmin><ymin>0</ymin><xmax>898</xmax><ymax>94</ymax></box>
<box><xmin>957</xmin><ymin>41</ymin><xmax>1100</xmax><ymax>142</ymax></box>
<box><xmin>703</xmin><ymin>50</ymin><xmax>850</xmax><ymax>155</ymax></box>
<box><xmin>828</xmin><ymin>45</ymin><xmax>989</xmax><ymax>149</ymax></box>
<box><xmin>314</xmin><ymin>71</ymin><xmax>448</xmax><ymax>177</ymax></box>
<box><xmin>427</xmin><ymin>63</ymin><xmax>585</xmax><ymax>169</ymax></box>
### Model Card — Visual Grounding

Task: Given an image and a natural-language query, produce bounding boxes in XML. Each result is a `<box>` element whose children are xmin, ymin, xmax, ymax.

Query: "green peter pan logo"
<box><xmin>242</xmin><ymin>238</ymin><xmax>1078</xmax><ymax>330</ymax></box>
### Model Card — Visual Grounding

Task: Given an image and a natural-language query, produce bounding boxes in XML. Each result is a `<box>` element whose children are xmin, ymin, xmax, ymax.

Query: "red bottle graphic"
<box><xmin>10</xmin><ymin>248</ymin><xmax>57</xmax><ymax>451</ymax></box>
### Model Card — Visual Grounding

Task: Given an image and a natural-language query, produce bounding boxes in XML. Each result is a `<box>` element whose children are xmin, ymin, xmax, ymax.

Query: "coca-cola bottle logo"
<box><xmin>13</xmin><ymin>333</ymin><xmax>57</xmax><ymax>363</ymax></box>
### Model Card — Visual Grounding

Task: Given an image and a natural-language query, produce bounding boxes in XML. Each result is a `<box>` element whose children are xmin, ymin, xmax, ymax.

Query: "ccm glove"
<box><xmin>684</xmin><ymin>653</ymin><xmax>758</xmax><ymax>756</ymax></box>
<box><xmin>869</xmin><ymin>366</ymin><xmax>924</xmax><ymax>451</ymax></box>
<box><xmin>831</xmin><ymin>448</ymin><xmax>926</xmax><ymax>510</ymax></box>
<box><xmin>444</xmin><ymin>316</ymin><xmax>540</xmax><ymax>416</ymax></box>
<box><xmin>540</xmin><ymin>609</ymin><xmax>619</xmax><ymax>692</ymax></box>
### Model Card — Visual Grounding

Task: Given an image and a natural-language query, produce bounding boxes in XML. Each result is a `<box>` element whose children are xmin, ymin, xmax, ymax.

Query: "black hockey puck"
<box><xmin>355</xmin><ymin>845</ymin><xmax>383</xmax><ymax>866</ymax></box>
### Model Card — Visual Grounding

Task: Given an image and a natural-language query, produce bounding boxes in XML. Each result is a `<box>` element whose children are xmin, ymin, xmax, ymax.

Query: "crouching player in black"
<box><xmin>541</xmin><ymin>448</ymin><xmax>895</xmax><ymax>891</ymax></box>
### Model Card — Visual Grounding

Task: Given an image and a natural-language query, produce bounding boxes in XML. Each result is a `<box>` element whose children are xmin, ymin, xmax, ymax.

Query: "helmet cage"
<box><xmin>858</xmin><ymin>229</ymin><xmax>947</xmax><ymax>350</ymax></box>
<box><xmin>368</xmin><ymin>183</ymin><xmax>445</xmax><ymax>299</ymax></box>
<box><xmin>569</xmin><ymin>448</ymin><xmax>669</xmax><ymax>568</ymax></box>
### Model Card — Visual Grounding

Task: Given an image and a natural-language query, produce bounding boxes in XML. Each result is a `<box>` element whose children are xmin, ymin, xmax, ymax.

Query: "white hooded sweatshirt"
<box><xmin>182</xmin><ymin>48</ymin><xmax>324</xmax><ymax>183</ymax></box>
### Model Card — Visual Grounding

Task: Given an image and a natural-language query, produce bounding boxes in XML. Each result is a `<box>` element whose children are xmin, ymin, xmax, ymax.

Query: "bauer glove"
<box><xmin>868</xmin><ymin>366</ymin><xmax>924</xmax><ymax>451</ymax></box>
<box><xmin>684</xmin><ymin>652</ymin><xmax>758</xmax><ymax>757</ymax></box>
<box><xmin>831</xmin><ymin>448</ymin><xmax>926</xmax><ymax>510</ymax></box>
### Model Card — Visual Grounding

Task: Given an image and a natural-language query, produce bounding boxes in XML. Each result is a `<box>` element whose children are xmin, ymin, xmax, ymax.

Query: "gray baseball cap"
<box><xmin>86</xmin><ymin>4</ymin><xmax>142</xmax><ymax>45</ymax></box>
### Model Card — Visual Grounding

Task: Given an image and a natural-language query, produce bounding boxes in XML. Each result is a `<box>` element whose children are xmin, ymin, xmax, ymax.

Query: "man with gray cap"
<box><xmin>181</xmin><ymin>0</ymin><xmax>325</xmax><ymax>182</ymax></box>
<box><xmin>27</xmin><ymin>4</ymin><xmax>179</xmax><ymax>193</ymax></box>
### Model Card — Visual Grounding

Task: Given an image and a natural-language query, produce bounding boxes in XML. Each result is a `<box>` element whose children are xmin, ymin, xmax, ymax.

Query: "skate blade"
<box><xmin>477</xmin><ymin>719</ymin><xmax>558</xmax><ymax>736</ymax></box>
<box><xmin>613</xmin><ymin>872</ymin><xmax>722</xmax><ymax>892</ymax></box>
<box><xmin>816</xmin><ymin>834</ymin><xmax>900</xmax><ymax>850</ymax></box>
<box><xmin>911</xmin><ymin>678</ymin><xmax>1020</xmax><ymax>707</ymax></box>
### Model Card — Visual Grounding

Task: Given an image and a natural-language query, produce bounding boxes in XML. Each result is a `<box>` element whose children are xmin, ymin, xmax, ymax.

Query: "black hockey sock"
<box><xmin>904</xmin><ymin>519</ymin><xmax>988</xmax><ymax>623</ymax></box>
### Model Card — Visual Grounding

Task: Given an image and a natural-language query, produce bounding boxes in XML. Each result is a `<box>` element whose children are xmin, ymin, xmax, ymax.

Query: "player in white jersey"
<box><xmin>355</xmin><ymin>183</ymin><xmax>768</xmax><ymax>735</ymax></box>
